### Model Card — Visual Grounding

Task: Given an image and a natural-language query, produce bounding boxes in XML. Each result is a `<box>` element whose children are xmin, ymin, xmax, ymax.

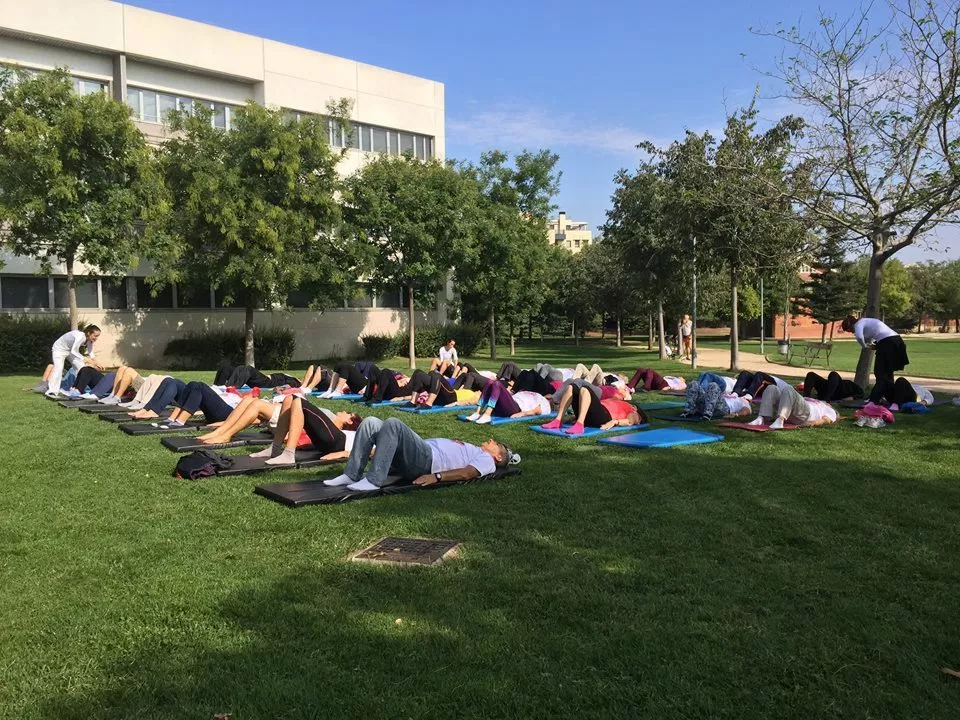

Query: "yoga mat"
<box><xmin>598</xmin><ymin>428</ymin><xmax>724</xmax><ymax>448</ymax></box>
<box><xmin>396</xmin><ymin>404</ymin><xmax>468</xmax><ymax>414</ymax></box>
<box><xmin>355</xmin><ymin>399</ymin><xmax>408</xmax><ymax>407</ymax></box>
<box><xmin>215</xmin><ymin>451</ymin><xmax>340</xmax><ymax>477</ymax></box>
<box><xmin>99</xmin><ymin>411</ymin><xmax>173</xmax><ymax>423</ymax></box>
<box><xmin>307</xmin><ymin>392</ymin><xmax>364</xmax><ymax>401</ymax></box>
<box><xmin>653</xmin><ymin>413</ymin><xmax>706</xmax><ymax>423</ymax></box>
<box><xmin>717</xmin><ymin>421</ymin><xmax>803</xmax><ymax>433</ymax></box>
<box><xmin>161</xmin><ymin>429</ymin><xmax>274</xmax><ymax>452</ymax></box>
<box><xmin>119</xmin><ymin>421</ymin><xmax>206</xmax><ymax>436</ymax></box>
<box><xmin>636</xmin><ymin>400</ymin><xmax>686</xmax><ymax>411</ymax></box>
<box><xmin>78</xmin><ymin>403</ymin><xmax>130</xmax><ymax>414</ymax></box>
<box><xmin>530</xmin><ymin>423</ymin><xmax>649</xmax><ymax>439</ymax></box>
<box><xmin>57</xmin><ymin>399</ymin><xmax>102</xmax><ymax>408</ymax></box>
<box><xmin>457</xmin><ymin>413</ymin><xmax>554</xmax><ymax>426</ymax></box>
<box><xmin>255</xmin><ymin>468</ymin><xmax>521</xmax><ymax>507</ymax></box>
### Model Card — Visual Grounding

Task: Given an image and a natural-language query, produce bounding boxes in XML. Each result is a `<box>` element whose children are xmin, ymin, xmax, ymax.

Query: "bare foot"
<box><xmin>130</xmin><ymin>410</ymin><xmax>158</xmax><ymax>419</ymax></box>
<box><xmin>199</xmin><ymin>435</ymin><xmax>226</xmax><ymax>444</ymax></box>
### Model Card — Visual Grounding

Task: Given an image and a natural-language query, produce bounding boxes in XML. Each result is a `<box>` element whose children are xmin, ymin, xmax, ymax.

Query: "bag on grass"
<box><xmin>174</xmin><ymin>450</ymin><xmax>234</xmax><ymax>480</ymax></box>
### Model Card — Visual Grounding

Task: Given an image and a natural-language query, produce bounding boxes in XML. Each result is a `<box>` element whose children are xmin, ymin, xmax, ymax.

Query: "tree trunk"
<box><xmin>730</xmin><ymin>265</ymin><xmax>739</xmax><ymax>371</ymax></box>
<box><xmin>407</xmin><ymin>284</ymin><xmax>416</xmax><ymax>370</ymax></box>
<box><xmin>600</xmin><ymin>314</ymin><xmax>606</xmax><ymax>340</ymax></box>
<box><xmin>489</xmin><ymin>310</ymin><xmax>497</xmax><ymax>360</ymax></box>
<box><xmin>855</xmin><ymin>250</ymin><xmax>885</xmax><ymax>388</ymax></box>
<box><xmin>65</xmin><ymin>255</ymin><xmax>79</xmax><ymax>330</ymax></box>
<box><xmin>528</xmin><ymin>315</ymin><xmax>533</xmax><ymax>341</ymax></box>
<box><xmin>573</xmin><ymin>318</ymin><xmax>579</xmax><ymax>346</ymax></box>
<box><xmin>676</xmin><ymin>319</ymin><xmax>683</xmax><ymax>358</ymax></box>
<box><xmin>657</xmin><ymin>297</ymin><xmax>666</xmax><ymax>360</ymax></box>
<box><xmin>821</xmin><ymin>322</ymin><xmax>827</xmax><ymax>343</ymax></box>
<box><xmin>616</xmin><ymin>315</ymin><xmax>622</xmax><ymax>347</ymax></box>
<box><xmin>509</xmin><ymin>320</ymin><xmax>516</xmax><ymax>356</ymax></box>
<box><xmin>244</xmin><ymin>305</ymin><xmax>255</xmax><ymax>366</ymax></box>
<box><xmin>829</xmin><ymin>321</ymin><xmax>835</xmax><ymax>341</ymax></box>
<box><xmin>647</xmin><ymin>314</ymin><xmax>653</xmax><ymax>350</ymax></box>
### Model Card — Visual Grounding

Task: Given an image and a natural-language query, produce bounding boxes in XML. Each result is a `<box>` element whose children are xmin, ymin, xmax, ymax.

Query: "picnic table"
<box><xmin>790</xmin><ymin>341</ymin><xmax>833</xmax><ymax>367</ymax></box>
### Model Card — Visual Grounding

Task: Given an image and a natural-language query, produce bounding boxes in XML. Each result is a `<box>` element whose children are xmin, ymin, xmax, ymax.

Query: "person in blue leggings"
<box><xmin>146</xmin><ymin>381</ymin><xmax>237</xmax><ymax>426</ymax></box>
<box><xmin>128</xmin><ymin>377</ymin><xmax>187</xmax><ymax>420</ymax></box>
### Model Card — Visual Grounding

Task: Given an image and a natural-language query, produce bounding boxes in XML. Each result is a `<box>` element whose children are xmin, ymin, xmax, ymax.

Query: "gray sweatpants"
<box><xmin>758</xmin><ymin>385</ymin><xmax>810</xmax><ymax>424</ymax></box>
<box><xmin>344</xmin><ymin>417</ymin><xmax>434</xmax><ymax>487</ymax></box>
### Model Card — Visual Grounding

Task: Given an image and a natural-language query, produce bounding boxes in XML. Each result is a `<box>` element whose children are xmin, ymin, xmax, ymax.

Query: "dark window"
<box><xmin>102</xmin><ymin>278</ymin><xmax>128</xmax><ymax>310</ymax></box>
<box><xmin>1</xmin><ymin>276</ymin><xmax>48</xmax><ymax>309</ymax></box>
<box><xmin>214</xmin><ymin>285</ymin><xmax>252</xmax><ymax>309</ymax></box>
<box><xmin>54</xmin><ymin>278</ymin><xmax>99</xmax><ymax>308</ymax></box>
<box><xmin>377</xmin><ymin>288</ymin><xmax>405</xmax><ymax>308</ymax></box>
<box><xmin>176</xmin><ymin>281</ymin><xmax>212</xmax><ymax>309</ymax></box>
<box><xmin>347</xmin><ymin>284</ymin><xmax>373</xmax><ymax>308</ymax></box>
<box><xmin>135</xmin><ymin>278</ymin><xmax>173</xmax><ymax>309</ymax></box>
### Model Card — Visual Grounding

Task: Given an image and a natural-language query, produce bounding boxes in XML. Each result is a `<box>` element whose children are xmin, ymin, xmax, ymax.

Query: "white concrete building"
<box><xmin>547</xmin><ymin>212</ymin><xmax>593</xmax><ymax>253</ymax></box>
<box><xmin>0</xmin><ymin>0</ymin><xmax>447</xmax><ymax>365</ymax></box>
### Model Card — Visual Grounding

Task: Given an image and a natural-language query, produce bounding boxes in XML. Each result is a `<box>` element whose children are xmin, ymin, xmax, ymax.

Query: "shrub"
<box><xmin>163</xmin><ymin>327</ymin><xmax>296</xmax><ymax>370</ymax></box>
<box><xmin>360</xmin><ymin>323</ymin><xmax>487</xmax><ymax>361</ymax></box>
<box><xmin>0</xmin><ymin>314</ymin><xmax>73</xmax><ymax>373</ymax></box>
<box><xmin>359</xmin><ymin>333</ymin><xmax>397</xmax><ymax>360</ymax></box>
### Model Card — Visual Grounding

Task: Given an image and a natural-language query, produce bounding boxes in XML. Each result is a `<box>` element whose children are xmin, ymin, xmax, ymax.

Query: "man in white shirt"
<box><xmin>841</xmin><ymin>315</ymin><xmax>909</xmax><ymax>402</ymax></box>
<box><xmin>323</xmin><ymin>417</ymin><xmax>518</xmax><ymax>492</ymax></box>
<box><xmin>47</xmin><ymin>326</ymin><xmax>102</xmax><ymax>397</ymax></box>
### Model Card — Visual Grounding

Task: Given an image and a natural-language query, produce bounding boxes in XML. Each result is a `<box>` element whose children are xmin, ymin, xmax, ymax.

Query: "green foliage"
<box><xmin>850</xmin><ymin>257</ymin><xmax>912</xmax><ymax>321</ymax></box>
<box><xmin>358</xmin><ymin>333</ymin><xmax>396</xmax><ymax>361</ymax></box>
<box><xmin>360</xmin><ymin>324</ymin><xmax>487</xmax><ymax>361</ymax></box>
<box><xmin>0</xmin><ymin>66</ymin><xmax>164</xmax><ymax>328</ymax></box>
<box><xmin>0</xmin><ymin>314</ymin><xmax>72</xmax><ymax>373</ymax></box>
<box><xmin>160</xmin><ymin>102</ymin><xmax>346</xmax><ymax>364</ymax></box>
<box><xmin>163</xmin><ymin>327</ymin><xmax>295</xmax><ymax>370</ymax></box>
<box><xmin>793</xmin><ymin>235</ymin><xmax>860</xmax><ymax>337</ymax></box>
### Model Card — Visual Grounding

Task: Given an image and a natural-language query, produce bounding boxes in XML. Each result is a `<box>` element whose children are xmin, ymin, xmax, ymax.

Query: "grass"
<box><xmin>2</xmin><ymin>342</ymin><xmax>960</xmax><ymax>719</ymax></box>
<box><xmin>694</xmin><ymin>335</ymin><xmax>960</xmax><ymax>379</ymax></box>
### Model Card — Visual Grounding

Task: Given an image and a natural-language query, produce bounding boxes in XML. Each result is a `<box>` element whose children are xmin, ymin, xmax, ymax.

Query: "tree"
<box><xmin>160</xmin><ymin>102</ymin><xmax>346</xmax><ymax>365</ymax></box>
<box><xmin>344</xmin><ymin>155</ymin><xmax>474</xmax><ymax>368</ymax></box>
<box><xmin>793</xmin><ymin>235</ymin><xmax>860</xmax><ymax>341</ymax></box>
<box><xmin>907</xmin><ymin>261</ymin><xmax>944</xmax><ymax>332</ymax></box>
<box><xmin>0</xmin><ymin>67</ymin><xmax>162</xmax><ymax>329</ymax></box>
<box><xmin>761</xmin><ymin>0</ymin><xmax>960</xmax><ymax>386</ymax></box>
<box><xmin>583</xmin><ymin>241</ymin><xmax>641</xmax><ymax>347</ymax></box>
<box><xmin>850</xmin><ymin>257</ymin><xmax>913</xmax><ymax>321</ymax></box>
<box><xmin>456</xmin><ymin>150</ymin><xmax>560</xmax><ymax>359</ymax></box>
<box><xmin>934</xmin><ymin>260</ymin><xmax>960</xmax><ymax>330</ymax></box>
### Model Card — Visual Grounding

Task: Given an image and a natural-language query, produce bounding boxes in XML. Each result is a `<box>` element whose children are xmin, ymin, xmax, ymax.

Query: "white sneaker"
<box><xmin>80</xmin><ymin>393</ymin><xmax>98</xmax><ymax>400</ymax></box>
<box><xmin>347</xmin><ymin>478</ymin><xmax>379</xmax><ymax>492</ymax></box>
<box><xmin>465</xmin><ymin>412</ymin><xmax>480</xmax><ymax>422</ymax></box>
<box><xmin>323</xmin><ymin>474</ymin><xmax>354</xmax><ymax>487</ymax></box>
<box><xmin>476</xmin><ymin>414</ymin><xmax>492</xmax><ymax>425</ymax></box>
<box><xmin>855</xmin><ymin>416</ymin><xmax>868</xmax><ymax>427</ymax></box>
<box><xmin>101</xmin><ymin>395</ymin><xmax>121</xmax><ymax>405</ymax></box>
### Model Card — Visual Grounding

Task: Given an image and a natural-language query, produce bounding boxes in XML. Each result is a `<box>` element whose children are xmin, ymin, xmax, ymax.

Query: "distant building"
<box><xmin>547</xmin><ymin>211</ymin><xmax>592</xmax><ymax>253</ymax></box>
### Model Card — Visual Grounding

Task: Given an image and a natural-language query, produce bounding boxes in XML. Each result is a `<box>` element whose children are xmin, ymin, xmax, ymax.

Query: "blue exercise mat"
<box><xmin>356</xmin><ymin>398</ymin><xmax>408</xmax><ymax>407</ymax></box>
<box><xmin>653</xmin><ymin>413</ymin><xmax>706</xmax><ymax>423</ymax></box>
<box><xmin>457</xmin><ymin>413</ymin><xmax>554</xmax><ymax>425</ymax></box>
<box><xmin>598</xmin><ymin>428</ymin><xmax>724</xmax><ymax>448</ymax></box>
<box><xmin>308</xmin><ymin>392</ymin><xmax>364</xmax><ymax>401</ymax></box>
<box><xmin>636</xmin><ymin>400</ymin><xmax>686</xmax><ymax>411</ymax></box>
<box><xmin>530</xmin><ymin>423</ymin><xmax>649</xmax><ymax>438</ymax></box>
<box><xmin>396</xmin><ymin>404</ymin><xmax>467</xmax><ymax>414</ymax></box>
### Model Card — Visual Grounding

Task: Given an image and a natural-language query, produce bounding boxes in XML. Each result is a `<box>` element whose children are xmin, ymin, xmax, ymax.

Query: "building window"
<box><xmin>176</xmin><ymin>281</ymin><xmax>212</xmax><ymax>309</ymax></box>
<box><xmin>126</xmin><ymin>87</ymin><xmax>141</xmax><ymax>117</ymax></box>
<box><xmin>73</xmin><ymin>77</ymin><xmax>108</xmax><ymax>95</ymax></box>
<box><xmin>126</xmin><ymin>86</ymin><xmax>237</xmax><ymax>130</ymax></box>
<box><xmin>136</xmin><ymin>278</ymin><xmax>173</xmax><ymax>309</ymax></box>
<box><xmin>0</xmin><ymin>276</ymin><xmax>48</xmax><ymax>309</ymax></box>
<box><xmin>377</xmin><ymin>288</ymin><xmax>405</xmax><ymax>308</ymax></box>
<box><xmin>371</xmin><ymin>127</ymin><xmax>388</xmax><ymax>153</ymax></box>
<box><xmin>158</xmin><ymin>93</ymin><xmax>177</xmax><ymax>123</ymax></box>
<box><xmin>360</xmin><ymin>126</ymin><xmax>372</xmax><ymax>152</ymax></box>
<box><xmin>101</xmin><ymin>278</ymin><xmax>128</xmax><ymax>310</ymax></box>
<box><xmin>346</xmin><ymin>284</ymin><xmax>373</xmax><ymax>308</ymax></box>
<box><xmin>53</xmin><ymin>278</ymin><xmax>99</xmax><ymax>309</ymax></box>
<box><xmin>212</xmin><ymin>103</ymin><xmax>227</xmax><ymax>129</ymax></box>
<box><xmin>399</xmin><ymin>132</ymin><xmax>415</xmax><ymax>156</ymax></box>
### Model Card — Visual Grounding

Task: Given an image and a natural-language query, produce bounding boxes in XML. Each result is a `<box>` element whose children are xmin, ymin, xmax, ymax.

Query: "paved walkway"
<box><xmin>690</xmin><ymin>347</ymin><xmax>960</xmax><ymax>395</ymax></box>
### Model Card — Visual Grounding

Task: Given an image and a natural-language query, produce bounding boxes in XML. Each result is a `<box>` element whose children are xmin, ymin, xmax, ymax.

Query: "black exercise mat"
<box><xmin>161</xmin><ymin>429</ymin><xmax>274</xmax><ymax>452</ymax></box>
<box><xmin>653</xmin><ymin>413</ymin><xmax>707</xmax><ymax>423</ymax></box>
<box><xmin>100</xmin><ymin>411</ymin><xmax>173</xmax><ymax>423</ymax></box>
<box><xmin>216</xmin><ymin>450</ymin><xmax>338</xmax><ymax>476</ymax></box>
<box><xmin>255</xmin><ymin>468</ymin><xmax>521</xmax><ymax>507</ymax></box>
<box><xmin>79</xmin><ymin>403</ymin><xmax>130</xmax><ymax>414</ymax></box>
<box><xmin>57</xmin><ymin>399</ymin><xmax>102</xmax><ymax>408</ymax></box>
<box><xmin>120</xmin><ymin>421</ymin><xmax>207</xmax><ymax>436</ymax></box>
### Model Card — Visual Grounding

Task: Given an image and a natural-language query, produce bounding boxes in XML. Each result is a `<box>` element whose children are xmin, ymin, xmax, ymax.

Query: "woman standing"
<box><xmin>841</xmin><ymin>315</ymin><xmax>909</xmax><ymax>403</ymax></box>
<box><xmin>47</xmin><ymin>325</ymin><xmax>101</xmax><ymax>397</ymax></box>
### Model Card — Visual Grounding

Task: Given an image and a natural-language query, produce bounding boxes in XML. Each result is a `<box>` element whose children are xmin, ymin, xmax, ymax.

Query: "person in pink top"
<box><xmin>541</xmin><ymin>380</ymin><xmax>644</xmax><ymax>435</ymax></box>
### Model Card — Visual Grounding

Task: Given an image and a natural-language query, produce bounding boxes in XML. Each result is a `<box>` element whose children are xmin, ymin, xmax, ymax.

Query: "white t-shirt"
<box><xmin>912</xmin><ymin>383</ymin><xmax>934</xmax><ymax>405</ymax></box>
<box><xmin>804</xmin><ymin>399</ymin><xmax>838</xmax><ymax>424</ymax></box>
<box><xmin>439</xmin><ymin>345</ymin><xmax>458</xmax><ymax>365</ymax></box>
<box><xmin>513</xmin><ymin>391</ymin><xmax>550</xmax><ymax>415</ymax></box>
<box><xmin>664</xmin><ymin>376</ymin><xmax>687</xmax><ymax>390</ymax></box>
<box><xmin>854</xmin><ymin>318</ymin><xmax>898</xmax><ymax>347</ymax></box>
<box><xmin>723</xmin><ymin>377</ymin><xmax>736</xmax><ymax>393</ymax></box>
<box><xmin>216</xmin><ymin>388</ymin><xmax>244</xmax><ymax>409</ymax></box>
<box><xmin>681</xmin><ymin>321</ymin><xmax>692</xmax><ymax>337</ymax></box>
<box><xmin>53</xmin><ymin>330</ymin><xmax>93</xmax><ymax>362</ymax></box>
<box><xmin>722</xmin><ymin>396</ymin><xmax>751</xmax><ymax>415</ymax></box>
<box><xmin>427</xmin><ymin>438</ymin><xmax>496</xmax><ymax>477</ymax></box>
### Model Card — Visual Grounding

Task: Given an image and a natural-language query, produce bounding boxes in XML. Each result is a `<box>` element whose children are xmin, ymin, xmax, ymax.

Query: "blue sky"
<box><xmin>128</xmin><ymin>0</ymin><xmax>958</xmax><ymax>262</ymax></box>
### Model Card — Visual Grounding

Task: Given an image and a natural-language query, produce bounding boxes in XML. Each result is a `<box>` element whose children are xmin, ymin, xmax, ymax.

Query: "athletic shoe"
<box><xmin>465</xmin><ymin>412</ymin><xmax>481</xmax><ymax>422</ymax></box>
<box><xmin>64</xmin><ymin>388</ymin><xmax>82</xmax><ymax>398</ymax></box>
<box><xmin>866</xmin><ymin>417</ymin><xmax>886</xmax><ymax>429</ymax></box>
<box><xmin>475</xmin><ymin>414</ymin><xmax>492</xmax><ymax>425</ymax></box>
<box><xmin>80</xmin><ymin>393</ymin><xmax>98</xmax><ymax>400</ymax></box>
<box><xmin>855</xmin><ymin>416</ymin><xmax>868</xmax><ymax>427</ymax></box>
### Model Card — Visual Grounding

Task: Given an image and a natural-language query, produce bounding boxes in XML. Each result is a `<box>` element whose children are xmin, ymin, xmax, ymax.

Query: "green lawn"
<box><xmin>3</xmin><ymin>345</ymin><xmax>960</xmax><ymax>719</ymax></box>
<box><xmin>696</xmin><ymin>336</ymin><xmax>960</xmax><ymax>379</ymax></box>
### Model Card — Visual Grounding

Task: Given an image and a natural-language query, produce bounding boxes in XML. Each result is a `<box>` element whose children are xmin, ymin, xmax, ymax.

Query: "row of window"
<box><xmin>126</xmin><ymin>86</ymin><xmax>237</xmax><ymax>130</ymax></box>
<box><xmin>0</xmin><ymin>276</ymin><xmax>407</xmax><ymax>311</ymax></box>
<box><xmin>6</xmin><ymin>67</ymin><xmax>109</xmax><ymax>96</ymax></box>
<box><xmin>285</xmin><ymin>111</ymin><xmax>434</xmax><ymax>160</ymax></box>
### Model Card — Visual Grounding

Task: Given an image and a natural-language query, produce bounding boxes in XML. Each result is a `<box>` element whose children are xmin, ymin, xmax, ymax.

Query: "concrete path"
<box><xmin>690</xmin><ymin>347</ymin><xmax>960</xmax><ymax>395</ymax></box>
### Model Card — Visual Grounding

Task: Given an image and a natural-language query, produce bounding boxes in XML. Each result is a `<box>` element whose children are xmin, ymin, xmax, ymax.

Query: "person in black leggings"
<box><xmin>731</xmin><ymin>371</ymin><xmax>779</xmax><ymax>398</ymax></box>
<box><xmin>250</xmin><ymin>395</ymin><xmax>361</xmax><ymax>465</ymax></box>
<box><xmin>362</xmin><ymin>368</ymin><xmax>410</xmax><ymax>404</ymax></box>
<box><xmin>323</xmin><ymin>362</ymin><xmax>378</xmax><ymax>396</ymax></box>
<box><xmin>871</xmin><ymin>377</ymin><xmax>926</xmax><ymax>407</ymax></box>
<box><xmin>802</xmin><ymin>371</ymin><xmax>863</xmax><ymax>402</ymax></box>
<box><xmin>405</xmin><ymin>370</ymin><xmax>459</xmax><ymax>408</ymax></box>
<box><xmin>162</xmin><ymin>382</ymin><xmax>236</xmax><ymax>426</ymax></box>
<box><xmin>512</xmin><ymin>369</ymin><xmax>555</xmax><ymax>395</ymax></box>
<box><xmin>453</xmin><ymin>370</ymin><xmax>490</xmax><ymax>392</ymax></box>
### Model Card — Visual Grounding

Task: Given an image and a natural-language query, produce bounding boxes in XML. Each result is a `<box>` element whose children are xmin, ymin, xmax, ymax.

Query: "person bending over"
<box><xmin>47</xmin><ymin>325</ymin><xmax>102</xmax><ymax>397</ymax></box>
<box><xmin>160</xmin><ymin>382</ymin><xmax>243</xmax><ymax>427</ymax></box>
<box><xmin>747</xmin><ymin>384</ymin><xmax>838</xmax><ymax>429</ymax></box>
<box><xmin>429</xmin><ymin>338</ymin><xmax>460</xmax><ymax>377</ymax></box>
<box><xmin>870</xmin><ymin>377</ymin><xmax>933</xmax><ymax>410</ymax></box>
<box><xmin>405</xmin><ymin>370</ymin><xmax>479</xmax><ymax>409</ymax></box>
<box><xmin>322</xmin><ymin>416</ymin><xmax>518</xmax><ymax>492</ymax></box>
<box><xmin>464</xmin><ymin>381</ymin><xmax>552</xmax><ymax>424</ymax></box>
<box><xmin>249</xmin><ymin>396</ymin><xmax>361</xmax><ymax>466</ymax></box>
<box><xmin>802</xmin><ymin>371</ymin><xmax>863</xmax><ymax>402</ymax></box>
<box><xmin>681</xmin><ymin>381</ymin><xmax>752</xmax><ymax>420</ymax></box>
<box><xmin>841</xmin><ymin>315</ymin><xmax>909</xmax><ymax>402</ymax></box>
<box><xmin>541</xmin><ymin>379</ymin><xmax>643</xmax><ymax>435</ymax></box>
<box><xmin>362</xmin><ymin>367</ymin><xmax>410</xmax><ymax>404</ymax></box>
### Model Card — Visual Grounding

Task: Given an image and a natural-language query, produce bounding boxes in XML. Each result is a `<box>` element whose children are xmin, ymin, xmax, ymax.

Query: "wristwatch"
<box><xmin>434</xmin><ymin>472</ymin><xmax>442</xmax><ymax>482</ymax></box>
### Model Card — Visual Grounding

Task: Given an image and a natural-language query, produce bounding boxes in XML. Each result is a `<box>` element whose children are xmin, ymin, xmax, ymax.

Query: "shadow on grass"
<box><xmin>39</xmin><ymin>449</ymin><xmax>960</xmax><ymax>720</ymax></box>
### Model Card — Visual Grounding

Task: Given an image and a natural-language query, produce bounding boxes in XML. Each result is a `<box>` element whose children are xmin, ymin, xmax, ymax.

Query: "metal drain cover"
<box><xmin>352</xmin><ymin>536</ymin><xmax>461</xmax><ymax>566</ymax></box>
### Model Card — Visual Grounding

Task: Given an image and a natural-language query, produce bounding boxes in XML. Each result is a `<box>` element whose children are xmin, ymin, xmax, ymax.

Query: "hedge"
<box><xmin>361</xmin><ymin>323</ymin><xmax>487</xmax><ymax>361</ymax></box>
<box><xmin>0</xmin><ymin>315</ymin><xmax>76</xmax><ymax>373</ymax></box>
<box><xmin>163</xmin><ymin>327</ymin><xmax>296</xmax><ymax>370</ymax></box>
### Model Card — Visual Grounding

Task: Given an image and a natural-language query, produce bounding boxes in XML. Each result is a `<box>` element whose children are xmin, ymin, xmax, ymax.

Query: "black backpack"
<box><xmin>173</xmin><ymin>450</ymin><xmax>234</xmax><ymax>480</ymax></box>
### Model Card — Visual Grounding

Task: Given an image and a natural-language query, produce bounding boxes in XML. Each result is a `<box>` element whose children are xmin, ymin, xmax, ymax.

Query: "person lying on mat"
<box><xmin>323</xmin><ymin>416</ymin><xmax>520</xmax><ymax>491</ymax></box>
<box><xmin>452</xmin><ymin>369</ymin><xmax>491</xmax><ymax>392</ymax></box>
<box><xmin>123</xmin><ymin>375</ymin><xmax>180</xmax><ymax>416</ymax></box>
<box><xmin>47</xmin><ymin>325</ymin><xmax>102</xmax><ymax>397</ymax></box>
<box><xmin>801</xmin><ymin>371</ymin><xmax>863</xmax><ymax>402</ymax></box>
<box><xmin>94</xmin><ymin>365</ymin><xmax>144</xmax><ymax>405</ymax></box>
<box><xmin>730</xmin><ymin>371</ymin><xmax>781</xmax><ymax>399</ymax></box>
<box><xmin>316</xmin><ymin>362</ymin><xmax>378</xmax><ymax>398</ymax></box>
<box><xmin>361</xmin><ymin>367</ymin><xmax>411</xmax><ymax>404</ymax></box>
<box><xmin>404</xmin><ymin>370</ymin><xmax>480</xmax><ymax>409</ymax></box>
<box><xmin>869</xmin><ymin>377</ymin><xmax>934</xmax><ymax>410</ymax></box>
<box><xmin>194</xmin><ymin>395</ymin><xmax>283</xmax><ymax>444</ymax></box>
<box><xmin>541</xmin><ymin>379</ymin><xmax>644</xmax><ymax>435</ymax></box>
<box><xmin>746</xmin><ymin>384</ymin><xmax>838</xmax><ymax>429</ymax></box>
<box><xmin>249</xmin><ymin>396</ymin><xmax>361</xmax><ymax>466</ymax></box>
<box><xmin>625</xmin><ymin>368</ymin><xmax>687</xmax><ymax>392</ymax></box>
<box><xmin>692</xmin><ymin>372</ymin><xmax>736</xmax><ymax>394</ymax></box>
<box><xmin>463</xmin><ymin>381</ymin><xmax>552</xmax><ymax>424</ymax></box>
<box><xmin>156</xmin><ymin>381</ymin><xmax>244</xmax><ymax>427</ymax></box>
<box><xmin>300</xmin><ymin>364</ymin><xmax>331</xmax><ymax>392</ymax></box>
<box><xmin>429</xmin><ymin>338</ymin><xmax>460</xmax><ymax>377</ymax></box>
<box><xmin>680</xmin><ymin>381</ymin><xmax>752</xmax><ymax>420</ymax></box>
<box><xmin>65</xmin><ymin>366</ymin><xmax>114</xmax><ymax>399</ymax></box>
<box><xmin>212</xmin><ymin>362</ymin><xmax>302</xmax><ymax>390</ymax></box>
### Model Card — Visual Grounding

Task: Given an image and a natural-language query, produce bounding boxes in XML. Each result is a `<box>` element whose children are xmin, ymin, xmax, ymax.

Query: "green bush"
<box><xmin>0</xmin><ymin>315</ymin><xmax>74</xmax><ymax>373</ymax></box>
<box><xmin>360</xmin><ymin>323</ymin><xmax>487</xmax><ymax>361</ymax></box>
<box><xmin>163</xmin><ymin>327</ymin><xmax>296</xmax><ymax>370</ymax></box>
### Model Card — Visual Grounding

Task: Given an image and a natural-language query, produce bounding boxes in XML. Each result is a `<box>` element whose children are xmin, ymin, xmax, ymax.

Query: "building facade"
<box><xmin>0</xmin><ymin>0</ymin><xmax>447</xmax><ymax>366</ymax></box>
<box><xmin>547</xmin><ymin>211</ymin><xmax>593</xmax><ymax>253</ymax></box>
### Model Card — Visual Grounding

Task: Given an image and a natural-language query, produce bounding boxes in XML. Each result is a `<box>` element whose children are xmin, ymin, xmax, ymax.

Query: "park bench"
<box><xmin>790</xmin><ymin>341</ymin><xmax>833</xmax><ymax>367</ymax></box>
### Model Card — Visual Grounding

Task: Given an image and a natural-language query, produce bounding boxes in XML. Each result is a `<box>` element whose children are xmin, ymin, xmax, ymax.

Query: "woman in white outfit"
<box><xmin>47</xmin><ymin>326</ymin><xmax>102</xmax><ymax>396</ymax></box>
<box><xmin>429</xmin><ymin>338</ymin><xmax>460</xmax><ymax>377</ymax></box>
